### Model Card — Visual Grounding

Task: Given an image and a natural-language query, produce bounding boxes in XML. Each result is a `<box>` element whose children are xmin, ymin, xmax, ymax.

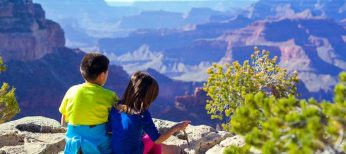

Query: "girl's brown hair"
<box><xmin>118</xmin><ymin>71</ymin><xmax>159</xmax><ymax>114</ymax></box>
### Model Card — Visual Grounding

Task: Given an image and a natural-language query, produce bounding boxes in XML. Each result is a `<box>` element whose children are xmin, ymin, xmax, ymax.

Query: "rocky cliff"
<box><xmin>219</xmin><ymin>18</ymin><xmax>346</xmax><ymax>100</ymax></box>
<box><xmin>97</xmin><ymin>0</ymin><xmax>346</xmax><ymax>102</ymax></box>
<box><xmin>0</xmin><ymin>0</ymin><xmax>129</xmax><ymax>119</ymax></box>
<box><xmin>98</xmin><ymin>14</ymin><xmax>346</xmax><ymax>99</ymax></box>
<box><xmin>247</xmin><ymin>0</ymin><xmax>346</xmax><ymax>21</ymax></box>
<box><xmin>0</xmin><ymin>117</ymin><xmax>244</xmax><ymax>154</ymax></box>
<box><xmin>172</xmin><ymin>87</ymin><xmax>219</xmax><ymax>127</ymax></box>
<box><xmin>0</xmin><ymin>0</ymin><xmax>65</xmax><ymax>62</ymax></box>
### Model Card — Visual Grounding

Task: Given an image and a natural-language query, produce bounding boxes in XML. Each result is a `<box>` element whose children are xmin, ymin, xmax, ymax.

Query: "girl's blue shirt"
<box><xmin>108</xmin><ymin>107</ymin><xmax>160</xmax><ymax>154</ymax></box>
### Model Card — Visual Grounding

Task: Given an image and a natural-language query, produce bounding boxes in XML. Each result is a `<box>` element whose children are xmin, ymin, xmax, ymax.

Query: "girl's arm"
<box><xmin>154</xmin><ymin>121</ymin><xmax>190</xmax><ymax>144</ymax></box>
<box><xmin>142</xmin><ymin>110</ymin><xmax>190</xmax><ymax>144</ymax></box>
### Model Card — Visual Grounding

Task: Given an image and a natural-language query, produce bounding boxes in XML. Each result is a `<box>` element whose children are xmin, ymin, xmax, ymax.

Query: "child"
<box><xmin>59</xmin><ymin>53</ymin><xmax>118</xmax><ymax>154</ymax></box>
<box><xmin>108</xmin><ymin>71</ymin><xmax>190</xmax><ymax>154</ymax></box>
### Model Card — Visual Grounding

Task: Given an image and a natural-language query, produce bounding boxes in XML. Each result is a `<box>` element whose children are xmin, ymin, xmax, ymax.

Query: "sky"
<box><xmin>105</xmin><ymin>0</ymin><xmax>258</xmax><ymax>8</ymax></box>
<box><xmin>105</xmin><ymin>0</ymin><xmax>257</xmax><ymax>2</ymax></box>
<box><xmin>105</xmin><ymin>0</ymin><xmax>200</xmax><ymax>4</ymax></box>
<box><xmin>106</xmin><ymin>0</ymin><xmax>234</xmax><ymax>1</ymax></box>
<box><xmin>105</xmin><ymin>0</ymin><xmax>258</xmax><ymax>4</ymax></box>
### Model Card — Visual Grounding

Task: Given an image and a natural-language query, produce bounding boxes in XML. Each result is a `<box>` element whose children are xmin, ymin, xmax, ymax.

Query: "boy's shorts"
<box><xmin>142</xmin><ymin>134</ymin><xmax>162</xmax><ymax>154</ymax></box>
<box><xmin>65</xmin><ymin>124</ymin><xmax>111</xmax><ymax>154</ymax></box>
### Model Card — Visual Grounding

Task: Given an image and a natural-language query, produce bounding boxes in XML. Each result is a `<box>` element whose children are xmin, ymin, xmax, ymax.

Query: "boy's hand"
<box><xmin>173</xmin><ymin>121</ymin><xmax>191</xmax><ymax>132</ymax></box>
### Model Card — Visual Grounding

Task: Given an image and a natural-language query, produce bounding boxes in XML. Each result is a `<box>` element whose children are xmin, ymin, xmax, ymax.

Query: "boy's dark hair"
<box><xmin>119</xmin><ymin>71</ymin><xmax>159</xmax><ymax>114</ymax></box>
<box><xmin>80</xmin><ymin>53</ymin><xmax>109</xmax><ymax>81</ymax></box>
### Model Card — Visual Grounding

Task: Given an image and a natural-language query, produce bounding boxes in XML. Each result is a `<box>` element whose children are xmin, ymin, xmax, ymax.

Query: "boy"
<box><xmin>59</xmin><ymin>53</ymin><xmax>118</xmax><ymax>154</ymax></box>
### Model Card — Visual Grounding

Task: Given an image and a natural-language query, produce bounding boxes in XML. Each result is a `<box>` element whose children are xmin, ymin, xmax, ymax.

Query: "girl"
<box><xmin>108</xmin><ymin>71</ymin><xmax>190</xmax><ymax>154</ymax></box>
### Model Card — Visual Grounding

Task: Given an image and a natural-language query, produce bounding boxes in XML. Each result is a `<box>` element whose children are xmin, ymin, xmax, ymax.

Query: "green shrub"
<box><xmin>204</xmin><ymin>48</ymin><xmax>346</xmax><ymax>153</ymax></box>
<box><xmin>0</xmin><ymin>57</ymin><xmax>19</xmax><ymax>123</ymax></box>
<box><xmin>204</xmin><ymin>48</ymin><xmax>298</xmax><ymax>131</ymax></box>
<box><xmin>225</xmin><ymin>72</ymin><xmax>346</xmax><ymax>153</ymax></box>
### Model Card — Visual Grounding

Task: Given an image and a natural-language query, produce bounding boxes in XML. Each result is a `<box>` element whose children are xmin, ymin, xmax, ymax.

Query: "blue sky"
<box><xmin>105</xmin><ymin>0</ymin><xmax>239</xmax><ymax>1</ymax></box>
<box><xmin>105</xmin><ymin>0</ymin><xmax>258</xmax><ymax>2</ymax></box>
<box><xmin>105</xmin><ymin>0</ymin><xmax>204</xmax><ymax>3</ymax></box>
<box><xmin>105</xmin><ymin>0</ymin><xmax>258</xmax><ymax>9</ymax></box>
<box><xmin>105</xmin><ymin>0</ymin><xmax>258</xmax><ymax>4</ymax></box>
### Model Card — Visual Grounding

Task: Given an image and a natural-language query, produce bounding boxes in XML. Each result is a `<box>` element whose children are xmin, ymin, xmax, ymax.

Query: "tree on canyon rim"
<box><xmin>204</xmin><ymin>47</ymin><xmax>346</xmax><ymax>153</ymax></box>
<box><xmin>224</xmin><ymin>73</ymin><xmax>346</xmax><ymax>153</ymax></box>
<box><xmin>204</xmin><ymin>47</ymin><xmax>298</xmax><ymax>131</ymax></box>
<box><xmin>0</xmin><ymin>56</ymin><xmax>19</xmax><ymax>124</ymax></box>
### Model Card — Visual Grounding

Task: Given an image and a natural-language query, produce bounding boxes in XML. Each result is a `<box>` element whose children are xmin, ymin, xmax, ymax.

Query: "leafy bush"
<box><xmin>203</xmin><ymin>48</ymin><xmax>346</xmax><ymax>153</ymax></box>
<box><xmin>0</xmin><ymin>57</ymin><xmax>19</xmax><ymax>123</ymax></box>
<box><xmin>204</xmin><ymin>48</ymin><xmax>298</xmax><ymax>130</ymax></box>
<box><xmin>226</xmin><ymin>72</ymin><xmax>346</xmax><ymax>153</ymax></box>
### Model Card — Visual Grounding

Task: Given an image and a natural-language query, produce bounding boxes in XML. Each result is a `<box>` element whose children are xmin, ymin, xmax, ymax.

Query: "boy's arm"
<box><xmin>61</xmin><ymin>115</ymin><xmax>67</xmax><ymax>127</ymax></box>
<box><xmin>59</xmin><ymin>87</ymin><xmax>72</xmax><ymax>128</ymax></box>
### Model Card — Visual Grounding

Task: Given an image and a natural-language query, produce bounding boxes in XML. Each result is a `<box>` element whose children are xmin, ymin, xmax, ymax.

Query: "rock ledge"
<box><xmin>0</xmin><ymin>117</ymin><xmax>243</xmax><ymax>154</ymax></box>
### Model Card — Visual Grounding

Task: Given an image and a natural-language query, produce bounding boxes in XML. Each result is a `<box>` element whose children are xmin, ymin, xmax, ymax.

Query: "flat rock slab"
<box><xmin>0</xmin><ymin>116</ymin><xmax>66</xmax><ymax>154</ymax></box>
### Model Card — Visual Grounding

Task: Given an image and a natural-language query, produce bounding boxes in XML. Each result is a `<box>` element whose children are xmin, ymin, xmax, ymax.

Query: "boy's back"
<box><xmin>59</xmin><ymin>82</ymin><xmax>117</xmax><ymax>125</ymax></box>
<box><xmin>59</xmin><ymin>53</ymin><xmax>117</xmax><ymax>154</ymax></box>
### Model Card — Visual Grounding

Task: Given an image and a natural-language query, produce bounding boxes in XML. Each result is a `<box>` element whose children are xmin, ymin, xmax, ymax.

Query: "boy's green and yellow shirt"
<box><xmin>59</xmin><ymin>82</ymin><xmax>118</xmax><ymax>125</ymax></box>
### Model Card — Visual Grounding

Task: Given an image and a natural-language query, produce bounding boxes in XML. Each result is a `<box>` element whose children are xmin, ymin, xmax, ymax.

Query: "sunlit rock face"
<box><xmin>0</xmin><ymin>0</ymin><xmax>65</xmax><ymax>62</ymax></box>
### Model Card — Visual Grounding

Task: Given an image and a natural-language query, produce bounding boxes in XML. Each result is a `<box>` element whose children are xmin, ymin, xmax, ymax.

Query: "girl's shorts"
<box><xmin>142</xmin><ymin>134</ymin><xmax>162</xmax><ymax>154</ymax></box>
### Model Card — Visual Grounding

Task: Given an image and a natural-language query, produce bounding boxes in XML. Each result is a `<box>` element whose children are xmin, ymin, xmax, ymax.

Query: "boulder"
<box><xmin>153</xmin><ymin>119</ymin><xmax>234</xmax><ymax>154</ymax></box>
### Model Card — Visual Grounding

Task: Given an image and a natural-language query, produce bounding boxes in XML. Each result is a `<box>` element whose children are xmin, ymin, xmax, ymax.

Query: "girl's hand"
<box><xmin>173</xmin><ymin>121</ymin><xmax>191</xmax><ymax>131</ymax></box>
<box><xmin>154</xmin><ymin>120</ymin><xmax>191</xmax><ymax>144</ymax></box>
